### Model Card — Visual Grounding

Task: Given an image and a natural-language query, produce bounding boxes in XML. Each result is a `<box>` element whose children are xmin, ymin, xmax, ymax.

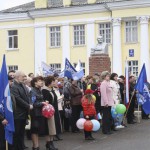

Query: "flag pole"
<box><xmin>6</xmin><ymin>141</ymin><xmax>8</xmax><ymax>150</ymax></box>
<box><xmin>137</xmin><ymin>104</ymin><xmax>141</xmax><ymax>123</ymax></box>
<box><xmin>123</xmin><ymin>90</ymin><xmax>135</xmax><ymax>124</ymax></box>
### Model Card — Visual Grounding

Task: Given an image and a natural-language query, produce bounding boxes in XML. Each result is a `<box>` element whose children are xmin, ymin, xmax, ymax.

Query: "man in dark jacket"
<box><xmin>11</xmin><ymin>71</ymin><xmax>33</xmax><ymax>150</ymax></box>
<box><xmin>127</xmin><ymin>76</ymin><xmax>136</xmax><ymax>124</ymax></box>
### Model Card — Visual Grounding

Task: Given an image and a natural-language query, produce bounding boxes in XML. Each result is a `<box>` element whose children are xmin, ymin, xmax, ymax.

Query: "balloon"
<box><xmin>84</xmin><ymin>120</ymin><xmax>93</xmax><ymax>131</ymax></box>
<box><xmin>116</xmin><ymin>114</ymin><xmax>124</xmax><ymax>123</ymax></box>
<box><xmin>91</xmin><ymin>119</ymin><xmax>100</xmax><ymax>131</ymax></box>
<box><xmin>76</xmin><ymin>118</ymin><xmax>86</xmax><ymax>129</ymax></box>
<box><xmin>111</xmin><ymin>107</ymin><xmax>118</xmax><ymax>118</ymax></box>
<box><xmin>42</xmin><ymin>104</ymin><xmax>55</xmax><ymax>118</ymax></box>
<box><xmin>116</xmin><ymin>104</ymin><xmax>126</xmax><ymax>114</ymax></box>
<box><xmin>92</xmin><ymin>95</ymin><xmax>96</xmax><ymax>102</ymax></box>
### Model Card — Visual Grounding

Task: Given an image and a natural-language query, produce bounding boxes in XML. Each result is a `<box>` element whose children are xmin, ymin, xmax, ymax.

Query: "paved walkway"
<box><xmin>26</xmin><ymin>119</ymin><xmax>150</xmax><ymax>150</ymax></box>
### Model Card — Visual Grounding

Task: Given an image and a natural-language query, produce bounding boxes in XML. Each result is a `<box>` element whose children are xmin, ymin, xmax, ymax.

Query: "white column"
<box><xmin>138</xmin><ymin>16</ymin><xmax>150</xmax><ymax>81</ymax></box>
<box><xmin>112</xmin><ymin>18</ymin><xmax>122</xmax><ymax>75</ymax></box>
<box><xmin>34</xmin><ymin>25</ymin><xmax>46</xmax><ymax>75</ymax></box>
<box><xmin>62</xmin><ymin>23</ymin><xmax>70</xmax><ymax>70</ymax></box>
<box><xmin>87</xmin><ymin>21</ymin><xmax>95</xmax><ymax>75</ymax></box>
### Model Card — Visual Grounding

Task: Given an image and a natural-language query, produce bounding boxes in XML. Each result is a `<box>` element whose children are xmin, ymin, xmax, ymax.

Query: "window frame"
<box><xmin>8</xmin><ymin>65</ymin><xmax>18</xmax><ymax>71</ymax></box>
<box><xmin>125</xmin><ymin>21</ymin><xmax>138</xmax><ymax>43</ymax></box>
<box><xmin>50</xmin><ymin>63</ymin><xmax>61</xmax><ymax>73</ymax></box>
<box><xmin>7</xmin><ymin>30</ymin><xmax>18</xmax><ymax>50</ymax></box>
<box><xmin>73</xmin><ymin>25</ymin><xmax>85</xmax><ymax>46</ymax></box>
<box><xmin>49</xmin><ymin>26</ymin><xmax>61</xmax><ymax>48</ymax></box>
<box><xmin>128</xmin><ymin>60</ymin><xmax>138</xmax><ymax>77</ymax></box>
<box><xmin>99</xmin><ymin>23</ymin><xmax>111</xmax><ymax>44</ymax></box>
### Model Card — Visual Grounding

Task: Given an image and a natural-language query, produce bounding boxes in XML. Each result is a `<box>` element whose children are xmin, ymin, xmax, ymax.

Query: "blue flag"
<box><xmin>135</xmin><ymin>64</ymin><xmax>147</xmax><ymax>94</ymax></box>
<box><xmin>72</xmin><ymin>69</ymin><xmax>84</xmax><ymax>80</ymax></box>
<box><xmin>0</xmin><ymin>55</ymin><xmax>15</xmax><ymax>144</ymax></box>
<box><xmin>64</xmin><ymin>58</ymin><xmax>77</xmax><ymax>79</ymax></box>
<box><xmin>135</xmin><ymin>64</ymin><xmax>150</xmax><ymax>114</ymax></box>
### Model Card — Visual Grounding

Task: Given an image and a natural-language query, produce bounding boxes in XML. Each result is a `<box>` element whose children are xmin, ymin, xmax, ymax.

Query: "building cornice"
<box><xmin>108</xmin><ymin>0</ymin><xmax>150</xmax><ymax>10</ymax></box>
<box><xmin>0</xmin><ymin>0</ymin><xmax>150</xmax><ymax>22</ymax></box>
<box><xmin>0</xmin><ymin>13</ymin><xmax>31</xmax><ymax>22</ymax></box>
<box><xmin>30</xmin><ymin>5</ymin><xmax>107</xmax><ymax>18</ymax></box>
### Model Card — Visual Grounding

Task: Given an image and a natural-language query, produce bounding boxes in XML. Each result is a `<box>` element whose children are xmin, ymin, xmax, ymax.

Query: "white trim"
<box><xmin>0</xmin><ymin>24</ymin><xmax>34</xmax><ymax>29</ymax></box>
<box><xmin>87</xmin><ymin>22</ymin><xmax>95</xmax><ymax>75</ymax></box>
<box><xmin>108</xmin><ymin>0</ymin><xmax>150</xmax><ymax>10</ymax></box>
<box><xmin>0</xmin><ymin>13</ymin><xmax>30</xmax><ymax>22</ymax></box>
<box><xmin>62</xmin><ymin>24</ymin><xmax>70</xmax><ymax>69</ymax></box>
<box><xmin>138</xmin><ymin>16</ymin><xmax>150</xmax><ymax>81</ymax></box>
<box><xmin>30</xmin><ymin>5</ymin><xmax>106</xmax><ymax>18</ymax></box>
<box><xmin>0</xmin><ymin>17</ymin><xmax>111</xmax><ymax>29</ymax></box>
<box><xmin>34</xmin><ymin>26</ymin><xmax>47</xmax><ymax>75</ymax></box>
<box><xmin>112</xmin><ymin>18</ymin><xmax>122</xmax><ymax>75</ymax></box>
<box><xmin>0</xmin><ymin>0</ymin><xmax>150</xmax><ymax>22</ymax></box>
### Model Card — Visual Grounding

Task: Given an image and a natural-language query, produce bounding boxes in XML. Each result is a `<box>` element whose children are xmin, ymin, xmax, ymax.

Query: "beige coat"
<box><xmin>110</xmin><ymin>80</ymin><xmax>121</xmax><ymax>106</ymax></box>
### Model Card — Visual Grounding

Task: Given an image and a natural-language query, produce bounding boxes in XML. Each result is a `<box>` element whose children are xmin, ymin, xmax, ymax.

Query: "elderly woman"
<box><xmin>100</xmin><ymin>71</ymin><xmax>115</xmax><ymax>135</ymax></box>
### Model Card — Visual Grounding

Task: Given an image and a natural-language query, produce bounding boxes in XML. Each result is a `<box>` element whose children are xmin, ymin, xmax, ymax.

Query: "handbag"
<box><xmin>25</xmin><ymin>116</ymin><xmax>31</xmax><ymax>130</ymax></box>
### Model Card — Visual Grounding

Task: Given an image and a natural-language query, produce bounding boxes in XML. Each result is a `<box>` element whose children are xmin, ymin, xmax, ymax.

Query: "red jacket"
<box><xmin>81</xmin><ymin>97</ymin><xmax>96</xmax><ymax>116</ymax></box>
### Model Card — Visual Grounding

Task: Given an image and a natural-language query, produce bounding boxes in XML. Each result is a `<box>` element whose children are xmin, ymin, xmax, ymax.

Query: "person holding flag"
<box><xmin>127</xmin><ymin>75</ymin><xmax>137</xmax><ymax>124</ymax></box>
<box><xmin>0</xmin><ymin>55</ymin><xmax>16</xmax><ymax>149</ymax></box>
<box><xmin>0</xmin><ymin>113</ymin><xmax>8</xmax><ymax>150</ymax></box>
<box><xmin>135</xmin><ymin>64</ymin><xmax>150</xmax><ymax>117</ymax></box>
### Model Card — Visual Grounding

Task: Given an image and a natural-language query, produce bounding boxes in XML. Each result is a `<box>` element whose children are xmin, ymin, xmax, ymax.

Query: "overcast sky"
<box><xmin>0</xmin><ymin>0</ymin><xmax>34</xmax><ymax>11</ymax></box>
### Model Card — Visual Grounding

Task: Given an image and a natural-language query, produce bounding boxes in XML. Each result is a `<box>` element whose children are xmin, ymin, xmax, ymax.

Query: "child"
<box><xmin>81</xmin><ymin>89</ymin><xmax>97</xmax><ymax>140</ymax></box>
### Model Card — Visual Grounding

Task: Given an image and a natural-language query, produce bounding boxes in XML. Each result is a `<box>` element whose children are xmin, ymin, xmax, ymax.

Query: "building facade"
<box><xmin>0</xmin><ymin>0</ymin><xmax>150</xmax><ymax>79</ymax></box>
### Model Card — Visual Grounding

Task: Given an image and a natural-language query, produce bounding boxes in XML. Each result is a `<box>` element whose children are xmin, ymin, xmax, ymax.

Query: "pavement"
<box><xmin>25</xmin><ymin>119</ymin><xmax>150</xmax><ymax>150</ymax></box>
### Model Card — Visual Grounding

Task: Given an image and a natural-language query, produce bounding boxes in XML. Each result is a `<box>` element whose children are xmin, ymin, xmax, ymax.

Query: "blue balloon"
<box><xmin>116</xmin><ymin>114</ymin><xmax>124</xmax><ymax>123</ymax></box>
<box><xmin>111</xmin><ymin>107</ymin><xmax>118</xmax><ymax>119</ymax></box>
<box><xmin>91</xmin><ymin>119</ymin><xmax>100</xmax><ymax>131</ymax></box>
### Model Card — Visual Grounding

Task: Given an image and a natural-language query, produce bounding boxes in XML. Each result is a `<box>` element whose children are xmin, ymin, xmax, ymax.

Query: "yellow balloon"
<box><xmin>92</xmin><ymin>95</ymin><xmax>96</xmax><ymax>102</ymax></box>
<box><xmin>87</xmin><ymin>84</ymin><xmax>91</xmax><ymax>89</ymax></box>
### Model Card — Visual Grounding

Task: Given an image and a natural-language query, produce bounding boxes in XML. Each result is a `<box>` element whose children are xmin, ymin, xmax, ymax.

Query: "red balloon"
<box><xmin>42</xmin><ymin>104</ymin><xmax>55</xmax><ymax>118</ymax></box>
<box><xmin>84</xmin><ymin>120</ymin><xmax>93</xmax><ymax>131</ymax></box>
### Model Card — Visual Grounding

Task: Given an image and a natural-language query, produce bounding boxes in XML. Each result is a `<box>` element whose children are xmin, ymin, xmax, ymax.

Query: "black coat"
<box><xmin>119</xmin><ymin>82</ymin><xmax>125</xmax><ymax>104</ymax></box>
<box><xmin>30</xmin><ymin>87</ymin><xmax>44</xmax><ymax>117</ymax></box>
<box><xmin>42</xmin><ymin>88</ymin><xmax>62</xmax><ymax>134</ymax></box>
<box><xmin>91</xmin><ymin>84</ymin><xmax>101</xmax><ymax>113</ymax></box>
<box><xmin>11</xmin><ymin>80</ymin><xmax>30</xmax><ymax>120</ymax></box>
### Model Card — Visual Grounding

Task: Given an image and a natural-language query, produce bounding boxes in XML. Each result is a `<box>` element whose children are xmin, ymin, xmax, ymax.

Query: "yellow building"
<box><xmin>0</xmin><ymin>0</ymin><xmax>150</xmax><ymax>79</ymax></box>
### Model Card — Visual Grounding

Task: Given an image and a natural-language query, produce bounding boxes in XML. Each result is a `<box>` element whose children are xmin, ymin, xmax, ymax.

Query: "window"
<box><xmin>8</xmin><ymin>30</ymin><xmax>18</xmax><ymax>49</ymax></box>
<box><xmin>50</xmin><ymin>27</ymin><xmax>61</xmax><ymax>47</ymax></box>
<box><xmin>128</xmin><ymin>61</ymin><xmax>138</xmax><ymax>77</ymax></box>
<box><xmin>99</xmin><ymin>23</ymin><xmax>111</xmax><ymax>43</ymax></box>
<box><xmin>50</xmin><ymin>63</ymin><xmax>61</xmax><ymax>73</ymax></box>
<box><xmin>8</xmin><ymin>65</ymin><xmax>18</xmax><ymax>71</ymax></box>
<box><xmin>125</xmin><ymin>21</ymin><xmax>138</xmax><ymax>43</ymax></box>
<box><xmin>74</xmin><ymin>25</ymin><xmax>85</xmax><ymax>46</ymax></box>
<box><xmin>73</xmin><ymin>62</ymin><xmax>85</xmax><ymax>74</ymax></box>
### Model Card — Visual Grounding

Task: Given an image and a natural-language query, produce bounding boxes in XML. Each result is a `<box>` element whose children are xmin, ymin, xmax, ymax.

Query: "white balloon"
<box><xmin>91</xmin><ymin>119</ymin><xmax>100</xmax><ymax>131</ymax></box>
<box><xmin>76</xmin><ymin>118</ymin><xmax>86</xmax><ymax>130</ymax></box>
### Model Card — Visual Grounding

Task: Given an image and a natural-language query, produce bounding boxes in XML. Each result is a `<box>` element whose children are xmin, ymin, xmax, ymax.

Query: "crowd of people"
<box><xmin>0</xmin><ymin>70</ymin><xmax>149</xmax><ymax>150</ymax></box>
